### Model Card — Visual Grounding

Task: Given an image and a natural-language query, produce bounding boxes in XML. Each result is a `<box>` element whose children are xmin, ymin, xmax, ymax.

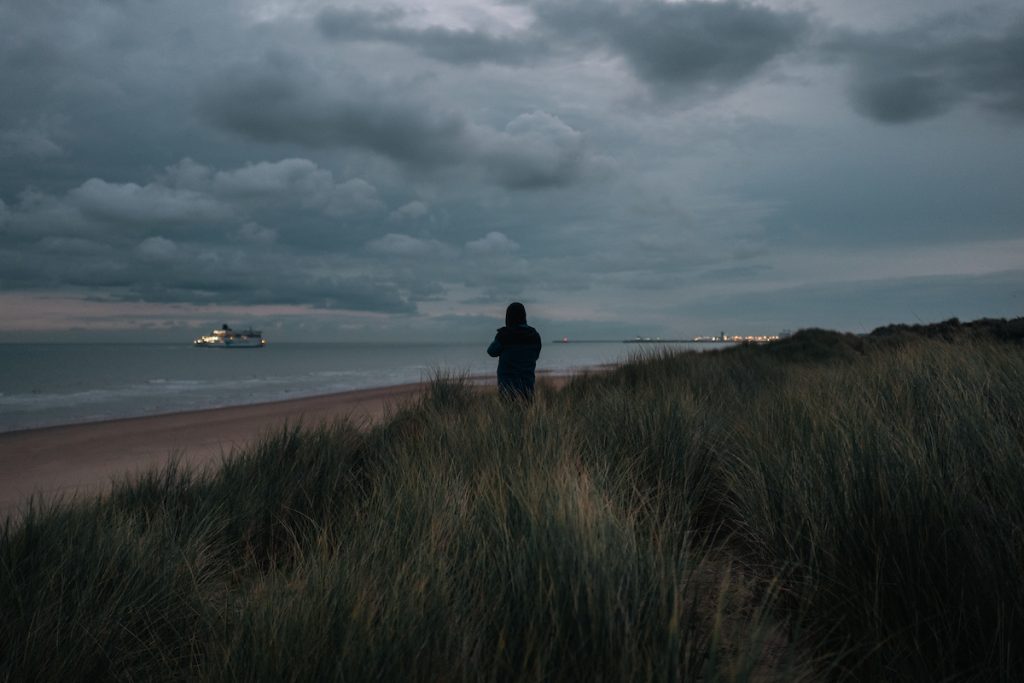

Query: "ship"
<box><xmin>193</xmin><ymin>324</ymin><xmax>266</xmax><ymax>348</ymax></box>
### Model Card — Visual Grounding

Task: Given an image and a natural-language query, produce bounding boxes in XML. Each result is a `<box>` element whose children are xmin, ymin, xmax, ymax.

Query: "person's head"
<box><xmin>505</xmin><ymin>302</ymin><xmax>527</xmax><ymax>327</ymax></box>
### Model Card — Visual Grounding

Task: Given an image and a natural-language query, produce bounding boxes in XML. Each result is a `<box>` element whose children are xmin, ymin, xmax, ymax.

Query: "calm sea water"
<box><xmin>0</xmin><ymin>341</ymin><xmax>731</xmax><ymax>432</ymax></box>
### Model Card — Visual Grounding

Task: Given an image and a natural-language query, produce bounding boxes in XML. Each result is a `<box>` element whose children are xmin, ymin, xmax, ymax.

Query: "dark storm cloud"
<box><xmin>70</xmin><ymin>179</ymin><xmax>232</xmax><ymax>226</ymax></box>
<box><xmin>199</xmin><ymin>57</ymin><xmax>470</xmax><ymax>165</ymax></box>
<box><xmin>165</xmin><ymin>158</ymin><xmax>383</xmax><ymax>217</ymax></box>
<box><xmin>2</xmin><ymin>156</ymin><xmax>386</xmax><ymax>250</ymax></box>
<box><xmin>0</xmin><ymin>238</ymin><xmax>417</xmax><ymax>314</ymax></box>
<box><xmin>199</xmin><ymin>57</ymin><xmax>593</xmax><ymax>189</ymax></box>
<box><xmin>0</xmin><ymin>156</ymin><xmax>419</xmax><ymax>314</ymax></box>
<box><xmin>314</xmin><ymin>1</ymin><xmax>808</xmax><ymax>92</ymax></box>
<box><xmin>0</xmin><ymin>3</ymin><xmax>72</xmax><ymax>119</ymax></box>
<box><xmin>309</xmin><ymin>0</ymin><xmax>1024</xmax><ymax>125</ymax></box>
<box><xmin>849</xmin><ymin>74</ymin><xmax>954</xmax><ymax>123</ymax></box>
<box><xmin>316</xmin><ymin>7</ymin><xmax>549</xmax><ymax>66</ymax></box>
<box><xmin>0</xmin><ymin>153</ymin><xmax>570</xmax><ymax>316</ymax></box>
<box><xmin>128</xmin><ymin>273</ymin><xmax>416</xmax><ymax>314</ymax></box>
<box><xmin>532</xmin><ymin>0</ymin><xmax>808</xmax><ymax>89</ymax></box>
<box><xmin>834</xmin><ymin>19</ymin><xmax>1024</xmax><ymax>123</ymax></box>
<box><xmin>479</xmin><ymin>111</ymin><xmax>590</xmax><ymax>189</ymax></box>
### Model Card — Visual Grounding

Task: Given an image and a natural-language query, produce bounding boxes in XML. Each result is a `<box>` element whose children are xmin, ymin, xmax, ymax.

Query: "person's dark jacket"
<box><xmin>487</xmin><ymin>324</ymin><xmax>542</xmax><ymax>397</ymax></box>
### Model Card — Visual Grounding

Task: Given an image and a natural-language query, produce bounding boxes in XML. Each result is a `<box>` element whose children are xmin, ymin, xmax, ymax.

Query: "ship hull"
<box><xmin>193</xmin><ymin>339</ymin><xmax>265</xmax><ymax>348</ymax></box>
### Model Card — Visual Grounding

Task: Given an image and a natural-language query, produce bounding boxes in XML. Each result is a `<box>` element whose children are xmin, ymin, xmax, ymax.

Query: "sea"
<box><xmin>0</xmin><ymin>341</ymin><xmax>732</xmax><ymax>433</ymax></box>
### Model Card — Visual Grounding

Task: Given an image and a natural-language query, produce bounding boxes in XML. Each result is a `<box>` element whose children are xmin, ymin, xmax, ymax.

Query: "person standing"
<box><xmin>487</xmin><ymin>302</ymin><xmax>542</xmax><ymax>400</ymax></box>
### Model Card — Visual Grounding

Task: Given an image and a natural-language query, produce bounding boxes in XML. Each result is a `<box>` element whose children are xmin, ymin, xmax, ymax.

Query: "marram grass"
<box><xmin>2</xmin><ymin>324</ymin><xmax>1022</xmax><ymax>681</ymax></box>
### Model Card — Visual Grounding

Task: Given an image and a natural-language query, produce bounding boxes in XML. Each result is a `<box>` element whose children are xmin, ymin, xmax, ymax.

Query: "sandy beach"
<box><xmin>0</xmin><ymin>381</ymin><xmax>429</xmax><ymax>517</ymax></box>
<box><xmin>0</xmin><ymin>373</ymin><xmax>583</xmax><ymax>518</ymax></box>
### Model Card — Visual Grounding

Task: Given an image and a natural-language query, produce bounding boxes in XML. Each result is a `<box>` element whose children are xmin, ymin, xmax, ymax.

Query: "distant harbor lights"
<box><xmin>557</xmin><ymin>332</ymin><xmax>791</xmax><ymax>344</ymax></box>
<box><xmin>690</xmin><ymin>333</ymin><xmax>784</xmax><ymax>343</ymax></box>
<box><xmin>627</xmin><ymin>331</ymin><xmax>790</xmax><ymax>344</ymax></box>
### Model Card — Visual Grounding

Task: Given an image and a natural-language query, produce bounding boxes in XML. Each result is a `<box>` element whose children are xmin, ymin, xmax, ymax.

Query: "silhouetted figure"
<box><xmin>487</xmin><ymin>302</ymin><xmax>542</xmax><ymax>401</ymax></box>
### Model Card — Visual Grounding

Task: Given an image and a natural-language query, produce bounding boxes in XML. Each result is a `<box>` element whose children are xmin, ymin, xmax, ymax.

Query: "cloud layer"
<box><xmin>1</xmin><ymin>156</ymin><xmax>555</xmax><ymax>316</ymax></box>
<box><xmin>2</xmin><ymin>0</ymin><xmax>1023</xmax><ymax>338</ymax></box>
<box><xmin>199</xmin><ymin>56</ymin><xmax>593</xmax><ymax>189</ymax></box>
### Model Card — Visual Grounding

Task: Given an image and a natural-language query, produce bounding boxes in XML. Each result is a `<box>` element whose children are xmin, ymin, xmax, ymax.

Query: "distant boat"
<box><xmin>193</xmin><ymin>324</ymin><xmax>266</xmax><ymax>348</ymax></box>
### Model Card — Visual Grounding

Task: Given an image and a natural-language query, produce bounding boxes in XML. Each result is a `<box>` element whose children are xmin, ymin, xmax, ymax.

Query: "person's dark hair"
<box><xmin>505</xmin><ymin>302</ymin><xmax>527</xmax><ymax>327</ymax></box>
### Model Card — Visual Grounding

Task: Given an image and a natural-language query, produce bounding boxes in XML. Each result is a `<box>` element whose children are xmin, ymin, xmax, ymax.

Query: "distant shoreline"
<box><xmin>0</xmin><ymin>372</ymin><xmax>584</xmax><ymax>517</ymax></box>
<box><xmin>0</xmin><ymin>342</ymin><xmax>660</xmax><ymax>434</ymax></box>
<box><xmin>0</xmin><ymin>367</ymin><xmax>591</xmax><ymax>436</ymax></box>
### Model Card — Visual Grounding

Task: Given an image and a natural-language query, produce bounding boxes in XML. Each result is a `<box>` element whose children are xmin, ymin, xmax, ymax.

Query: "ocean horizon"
<box><xmin>0</xmin><ymin>341</ymin><xmax>732</xmax><ymax>433</ymax></box>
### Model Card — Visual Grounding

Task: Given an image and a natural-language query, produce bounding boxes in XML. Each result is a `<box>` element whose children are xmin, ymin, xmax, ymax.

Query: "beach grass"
<box><xmin>2</xmin><ymin>320</ymin><xmax>1022</xmax><ymax>681</ymax></box>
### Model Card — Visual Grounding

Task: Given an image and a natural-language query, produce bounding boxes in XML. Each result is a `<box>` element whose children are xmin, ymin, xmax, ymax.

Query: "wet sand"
<box><xmin>0</xmin><ymin>382</ymin><xmax>429</xmax><ymax>517</ymax></box>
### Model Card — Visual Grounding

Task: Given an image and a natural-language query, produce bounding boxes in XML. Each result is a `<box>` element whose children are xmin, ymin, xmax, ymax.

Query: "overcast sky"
<box><xmin>1</xmin><ymin>0</ymin><xmax>1022</xmax><ymax>341</ymax></box>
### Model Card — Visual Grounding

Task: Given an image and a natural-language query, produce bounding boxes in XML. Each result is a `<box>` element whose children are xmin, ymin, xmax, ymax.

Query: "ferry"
<box><xmin>193</xmin><ymin>324</ymin><xmax>266</xmax><ymax>348</ymax></box>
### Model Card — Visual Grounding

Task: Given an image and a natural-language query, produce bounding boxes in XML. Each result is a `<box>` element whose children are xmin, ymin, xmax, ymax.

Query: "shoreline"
<box><xmin>0</xmin><ymin>381</ymin><xmax>432</xmax><ymax>518</ymax></box>
<box><xmin>0</xmin><ymin>367</ymin><xmax>594</xmax><ymax>436</ymax></box>
<box><xmin>0</xmin><ymin>377</ymin><xmax>487</xmax><ymax>437</ymax></box>
<box><xmin>0</xmin><ymin>372</ymin><xmax>582</xmax><ymax>518</ymax></box>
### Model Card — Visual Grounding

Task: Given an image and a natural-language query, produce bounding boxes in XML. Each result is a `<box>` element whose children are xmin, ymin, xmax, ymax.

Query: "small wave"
<box><xmin>310</xmin><ymin>370</ymin><xmax>360</xmax><ymax>378</ymax></box>
<box><xmin>147</xmin><ymin>378</ymin><xmax>203</xmax><ymax>387</ymax></box>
